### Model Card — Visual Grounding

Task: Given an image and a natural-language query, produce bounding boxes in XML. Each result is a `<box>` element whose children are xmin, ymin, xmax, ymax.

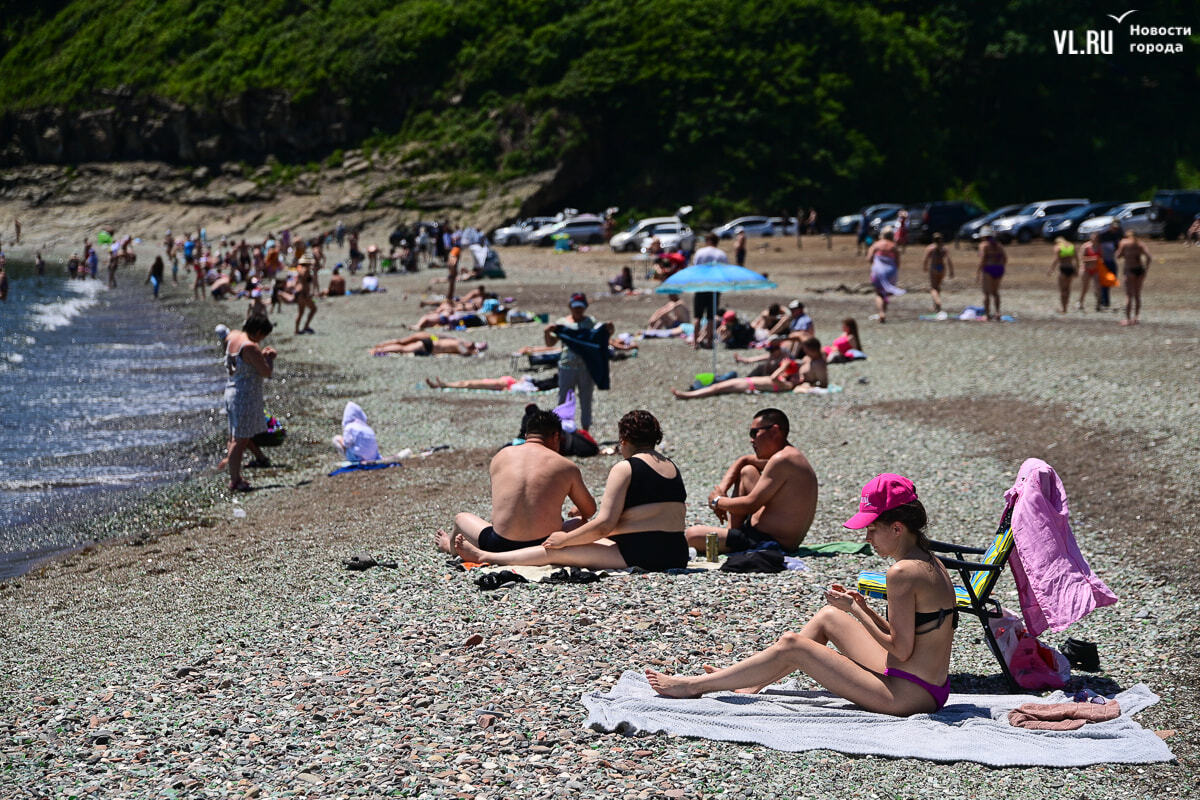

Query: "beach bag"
<box><xmin>1097</xmin><ymin>265</ymin><xmax>1119</xmax><ymax>288</ymax></box>
<box><xmin>989</xmin><ymin>607</ymin><xmax>1071</xmax><ymax>690</ymax></box>
<box><xmin>253</xmin><ymin>413</ymin><xmax>287</xmax><ymax>447</ymax></box>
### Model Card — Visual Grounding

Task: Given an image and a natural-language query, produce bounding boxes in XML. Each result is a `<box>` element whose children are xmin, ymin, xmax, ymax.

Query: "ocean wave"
<box><xmin>28</xmin><ymin>281</ymin><xmax>106</xmax><ymax>331</ymax></box>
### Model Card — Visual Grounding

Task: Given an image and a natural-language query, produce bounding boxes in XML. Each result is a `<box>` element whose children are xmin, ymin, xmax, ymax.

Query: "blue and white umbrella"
<box><xmin>655</xmin><ymin>262</ymin><xmax>778</xmax><ymax>374</ymax></box>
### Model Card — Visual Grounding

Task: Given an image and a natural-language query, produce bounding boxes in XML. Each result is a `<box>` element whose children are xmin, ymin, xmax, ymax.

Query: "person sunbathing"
<box><xmin>370</xmin><ymin>334</ymin><xmax>487</xmax><ymax>356</ymax></box>
<box><xmin>685</xmin><ymin>408</ymin><xmax>817</xmax><ymax>553</ymax></box>
<box><xmin>647</xmin><ymin>474</ymin><xmax>958</xmax><ymax>716</ymax></box>
<box><xmin>793</xmin><ymin>338</ymin><xmax>828</xmax><ymax>390</ymax></box>
<box><xmin>822</xmin><ymin>318</ymin><xmax>862</xmax><ymax>362</ymax></box>
<box><xmin>434</xmin><ymin>408</ymin><xmax>596</xmax><ymax>554</ymax></box>
<box><xmin>647</xmin><ymin>294</ymin><xmax>691</xmax><ymax>329</ymax></box>
<box><xmin>450</xmin><ymin>410</ymin><xmax>689</xmax><ymax>572</ymax></box>
<box><xmin>671</xmin><ymin>355</ymin><xmax>800</xmax><ymax>399</ymax></box>
<box><xmin>426</xmin><ymin>373</ymin><xmax>555</xmax><ymax>392</ymax></box>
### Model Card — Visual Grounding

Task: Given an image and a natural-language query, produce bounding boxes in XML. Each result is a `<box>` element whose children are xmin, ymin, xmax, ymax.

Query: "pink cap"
<box><xmin>843</xmin><ymin>473</ymin><xmax>917</xmax><ymax>529</ymax></box>
<box><xmin>721</xmin><ymin>310</ymin><xmax>737</xmax><ymax>322</ymax></box>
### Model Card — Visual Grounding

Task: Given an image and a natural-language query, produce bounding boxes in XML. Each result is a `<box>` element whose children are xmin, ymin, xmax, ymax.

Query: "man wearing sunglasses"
<box><xmin>685</xmin><ymin>408</ymin><xmax>818</xmax><ymax>554</ymax></box>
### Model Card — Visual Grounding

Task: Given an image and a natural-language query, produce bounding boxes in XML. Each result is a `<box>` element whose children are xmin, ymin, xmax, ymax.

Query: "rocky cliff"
<box><xmin>0</xmin><ymin>88</ymin><xmax>355</xmax><ymax>167</ymax></box>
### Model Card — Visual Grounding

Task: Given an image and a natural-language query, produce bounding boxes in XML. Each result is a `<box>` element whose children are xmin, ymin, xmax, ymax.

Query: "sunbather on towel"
<box><xmin>670</xmin><ymin>357</ymin><xmax>801</xmax><ymax>399</ymax></box>
<box><xmin>685</xmin><ymin>408</ymin><xmax>817</xmax><ymax>553</ymax></box>
<box><xmin>425</xmin><ymin>374</ymin><xmax>555</xmax><ymax>392</ymax></box>
<box><xmin>648</xmin><ymin>473</ymin><xmax>959</xmax><ymax>716</ymax></box>
<box><xmin>435</xmin><ymin>408</ymin><xmax>596</xmax><ymax>555</ymax></box>
<box><xmin>451</xmin><ymin>411</ymin><xmax>689</xmax><ymax>572</ymax></box>
<box><xmin>370</xmin><ymin>334</ymin><xmax>486</xmax><ymax>356</ymax></box>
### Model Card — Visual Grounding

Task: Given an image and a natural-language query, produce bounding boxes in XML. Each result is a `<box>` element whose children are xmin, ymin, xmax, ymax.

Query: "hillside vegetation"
<box><xmin>1</xmin><ymin>0</ymin><xmax>1197</xmax><ymax>216</ymax></box>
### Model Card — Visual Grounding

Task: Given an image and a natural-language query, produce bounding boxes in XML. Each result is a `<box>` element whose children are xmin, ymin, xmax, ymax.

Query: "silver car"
<box><xmin>528</xmin><ymin>215</ymin><xmax>607</xmax><ymax>247</ymax></box>
<box><xmin>493</xmin><ymin>216</ymin><xmax>555</xmax><ymax>246</ymax></box>
<box><xmin>713</xmin><ymin>216</ymin><xmax>776</xmax><ymax>238</ymax></box>
<box><xmin>1076</xmin><ymin>201</ymin><xmax>1162</xmax><ymax>240</ymax></box>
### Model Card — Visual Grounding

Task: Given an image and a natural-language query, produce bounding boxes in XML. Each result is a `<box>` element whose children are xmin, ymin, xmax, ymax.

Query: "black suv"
<box><xmin>1149</xmin><ymin>190</ymin><xmax>1200</xmax><ymax>239</ymax></box>
<box><xmin>906</xmin><ymin>201</ymin><xmax>986</xmax><ymax>243</ymax></box>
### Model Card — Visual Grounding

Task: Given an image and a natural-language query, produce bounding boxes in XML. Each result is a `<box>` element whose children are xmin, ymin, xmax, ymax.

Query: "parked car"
<box><xmin>712</xmin><ymin>216</ymin><xmax>777</xmax><ymax>239</ymax></box>
<box><xmin>770</xmin><ymin>217</ymin><xmax>800</xmax><ymax>236</ymax></box>
<box><xmin>1148</xmin><ymin>189</ymin><xmax>1200</xmax><ymax>239</ymax></box>
<box><xmin>1039</xmin><ymin>202</ymin><xmax>1120</xmax><ymax>242</ymax></box>
<box><xmin>644</xmin><ymin>220</ymin><xmax>696</xmax><ymax>253</ymax></box>
<box><xmin>610</xmin><ymin>216</ymin><xmax>688</xmax><ymax>252</ymax></box>
<box><xmin>1076</xmin><ymin>201</ymin><xmax>1162</xmax><ymax>240</ymax></box>
<box><xmin>528</xmin><ymin>215</ymin><xmax>606</xmax><ymax>247</ymax></box>
<box><xmin>865</xmin><ymin>206</ymin><xmax>903</xmax><ymax>240</ymax></box>
<box><xmin>957</xmin><ymin>205</ymin><xmax>1024</xmax><ymax>244</ymax></box>
<box><xmin>904</xmin><ymin>201</ymin><xmax>986</xmax><ymax>244</ymax></box>
<box><xmin>832</xmin><ymin>213</ymin><xmax>861</xmax><ymax>234</ymax></box>
<box><xmin>493</xmin><ymin>216</ymin><xmax>556</xmax><ymax>246</ymax></box>
<box><xmin>990</xmin><ymin>199</ymin><xmax>1089</xmax><ymax>243</ymax></box>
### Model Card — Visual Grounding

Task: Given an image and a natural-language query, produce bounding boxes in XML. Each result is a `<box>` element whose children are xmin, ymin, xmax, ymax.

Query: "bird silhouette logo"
<box><xmin>1107</xmin><ymin>9</ymin><xmax>1137</xmax><ymax>23</ymax></box>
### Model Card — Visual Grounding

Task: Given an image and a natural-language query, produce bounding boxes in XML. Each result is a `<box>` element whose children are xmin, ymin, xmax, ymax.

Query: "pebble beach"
<box><xmin>2</xmin><ymin>235</ymin><xmax>1198</xmax><ymax>798</ymax></box>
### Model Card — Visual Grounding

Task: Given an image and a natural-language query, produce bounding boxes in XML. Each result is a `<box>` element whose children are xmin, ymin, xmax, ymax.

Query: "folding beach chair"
<box><xmin>857</xmin><ymin>504</ymin><xmax>1020</xmax><ymax>691</ymax></box>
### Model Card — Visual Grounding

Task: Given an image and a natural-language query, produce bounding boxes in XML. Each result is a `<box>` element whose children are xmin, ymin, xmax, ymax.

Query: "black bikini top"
<box><xmin>887</xmin><ymin>605</ymin><xmax>959</xmax><ymax>634</ymax></box>
<box><xmin>913</xmin><ymin>607</ymin><xmax>959</xmax><ymax>634</ymax></box>
<box><xmin>623</xmin><ymin>457</ymin><xmax>686</xmax><ymax>509</ymax></box>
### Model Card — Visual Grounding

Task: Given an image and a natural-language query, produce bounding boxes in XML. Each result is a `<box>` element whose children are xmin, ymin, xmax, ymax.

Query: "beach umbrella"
<box><xmin>655</xmin><ymin>261</ymin><xmax>777</xmax><ymax>375</ymax></box>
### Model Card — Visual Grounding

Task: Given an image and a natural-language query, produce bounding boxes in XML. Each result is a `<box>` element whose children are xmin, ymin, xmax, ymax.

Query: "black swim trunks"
<box><xmin>724</xmin><ymin>523</ymin><xmax>777</xmax><ymax>553</ymax></box>
<box><xmin>614</xmin><ymin>530</ymin><xmax>689</xmax><ymax>571</ymax></box>
<box><xmin>1059</xmin><ymin>266</ymin><xmax>1077</xmax><ymax>277</ymax></box>
<box><xmin>478</xmin><ymin>526</ymin><xmax>546</xmax><ymax>552</ymax></box>
<box><xmin>419</xmin><ymin>337</ymin><xmax>434</xmax><ymax>355</ymax></box>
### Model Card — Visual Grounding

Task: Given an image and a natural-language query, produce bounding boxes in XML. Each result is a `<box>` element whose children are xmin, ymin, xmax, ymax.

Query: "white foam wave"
<box><xmin>28</xmin><ymin>282</ymin><xmax>106</xmax><ymax>331</ymax></box>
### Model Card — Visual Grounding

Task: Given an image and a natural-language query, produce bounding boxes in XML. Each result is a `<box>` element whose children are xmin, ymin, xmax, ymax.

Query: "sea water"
<box><xmin>0</xmin><ymin>258</ymin><xmax>223</xmax><ymax>579</ymax></box>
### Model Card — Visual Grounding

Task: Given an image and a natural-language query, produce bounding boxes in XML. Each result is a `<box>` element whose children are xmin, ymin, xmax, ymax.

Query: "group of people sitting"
<box><xmin>436</xmin><ymin>407</ymin><xmax>818</xmax><ymax>569</ymax></box>
<box><xmin>436</xmin><ymin>407</ymin><xmax>954</xmax><ymax>715</ymax></box>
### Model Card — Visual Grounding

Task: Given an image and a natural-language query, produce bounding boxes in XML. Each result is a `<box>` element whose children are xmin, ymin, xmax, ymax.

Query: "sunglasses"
<box><xmin>749</xmin><ymin>423</ymin><xmax>776</xmax><ymax>439</ymax></box>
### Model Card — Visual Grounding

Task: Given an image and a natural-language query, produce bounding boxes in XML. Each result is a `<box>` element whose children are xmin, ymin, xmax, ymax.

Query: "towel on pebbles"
<box><xmin>582</xmin><ymin>671</ymin><xmax>1174</xmax><ymax>766</ymax></box>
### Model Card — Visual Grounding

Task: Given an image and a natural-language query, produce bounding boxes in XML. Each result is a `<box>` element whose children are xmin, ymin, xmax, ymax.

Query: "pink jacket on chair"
<box><xmin>1005</xmin><ymin>458</ymin><xmax>1118</xmax><ymax>637</ymax></box>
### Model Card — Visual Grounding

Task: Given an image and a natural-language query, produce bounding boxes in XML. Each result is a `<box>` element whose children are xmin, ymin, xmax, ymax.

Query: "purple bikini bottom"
<box><xmin>885</xmin><ymin>667</ymin><xmax>950</xmax><ymax>711</ymax></box>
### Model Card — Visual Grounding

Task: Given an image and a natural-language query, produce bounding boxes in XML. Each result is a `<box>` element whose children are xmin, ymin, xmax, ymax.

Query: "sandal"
<box><xmin>246</xmin><ymin>456</ymin><xmax>272</xmax><ymax>468</ymax></box>
<box><xmin>229</xmin><ymin>479</ymin><xmax>253</xmax><ymax>492</ymax></box>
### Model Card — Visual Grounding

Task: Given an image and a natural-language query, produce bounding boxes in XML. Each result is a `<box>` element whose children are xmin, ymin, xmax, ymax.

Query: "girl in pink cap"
<box><xmin>646</xmin><ymin>473</ymin><xmax>959</xmax><ymax>715</ymax></box>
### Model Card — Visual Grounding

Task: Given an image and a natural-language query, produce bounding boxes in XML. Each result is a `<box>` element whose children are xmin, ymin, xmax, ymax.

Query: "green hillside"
<box><xmin>1</xmin><ymin>0</ymin><xmax>1197</xmax><ymax>216</ymax></box>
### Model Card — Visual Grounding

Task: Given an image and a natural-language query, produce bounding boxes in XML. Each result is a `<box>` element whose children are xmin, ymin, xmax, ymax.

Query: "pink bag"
<box><xmin>989</xmin><ymin>608</ymin><xmax>1071</xmax><ymax>690</ymax></box>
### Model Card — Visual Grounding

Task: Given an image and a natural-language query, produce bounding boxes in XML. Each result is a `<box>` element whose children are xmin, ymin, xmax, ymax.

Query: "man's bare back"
<box><xmin>488</xmin><ymin>442</ymin><xmax>593</xmax><ymax>541</ymax></box>
<box><xmin>744</xmin><ymin>445</ymin><xmax>818</xmax><ymax>549</ymax></box>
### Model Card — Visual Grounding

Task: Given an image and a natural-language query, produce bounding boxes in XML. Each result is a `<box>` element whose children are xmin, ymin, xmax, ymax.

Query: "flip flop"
<box><xmin>229</xmin><ymin>479</ymin><xmax>253</xmax><ymax>492</ymax></box>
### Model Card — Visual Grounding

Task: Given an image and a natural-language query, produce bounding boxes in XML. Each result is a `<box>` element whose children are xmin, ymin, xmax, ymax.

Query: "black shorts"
<box><xmin>1059</xmin><ymin>266</ymin><xmax>1077</xmax><ymax>277</ymax></box>
<box><xmin>1127</xmin><ymin>267</ymin><xmax>1146</xmax><ymax>278</ymax></box>
<box><xmin>478</xmin><ymin>526</ymin><xmax>546</xmax><ymax>552</ymax></box>
<box><xmin>614</xmin><ymin>530</ymin><xmax>689</xmax><ymax>571</ymax></box>
<box><xmin>725</xmin><ymin>523</ymin><xmax>776</xmax><ymax>553</ymax></box>
<box><xmin>418</xmin><ymin>337</ymin><xmax>434</xmax><ymax>355</ymax></box>
<box><xmin>693</xmin><ymin>292</ymin><xmax>721</xmax><ymax>321</ymax></box>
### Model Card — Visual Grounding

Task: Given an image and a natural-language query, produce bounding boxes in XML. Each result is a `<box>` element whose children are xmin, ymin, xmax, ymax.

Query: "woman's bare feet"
<box><xmin>645</xmin><ymin>669</ymin><xmax>704</xmax><ymax>698</ymax></box>
<box><xmin>433</xmin><ymin>528</ymin><xmax>455</xmax><ymax>554</ymax></box>
<box><xmin>453</xmin><ymin>532</ymin><xmax>489</xmax><ymax>563</ymax></box>
<box><xmin>425</xmin><ymin>377</ymin><xmax>445</xmax><ymax>388</ymax></box>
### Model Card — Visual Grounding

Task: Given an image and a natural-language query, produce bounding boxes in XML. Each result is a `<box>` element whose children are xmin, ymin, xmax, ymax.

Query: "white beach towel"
<box><xmin>582</xmin><ymin>671</ymin><xmax>1174</xmax><ymax>767</ymax></box>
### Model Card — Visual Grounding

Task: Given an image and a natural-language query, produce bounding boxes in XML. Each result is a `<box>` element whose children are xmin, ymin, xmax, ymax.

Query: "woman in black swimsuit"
<box><xmin>453</xmin><ymin>410</ymin><xmax>689</xmax><ymax>571</ymax></box>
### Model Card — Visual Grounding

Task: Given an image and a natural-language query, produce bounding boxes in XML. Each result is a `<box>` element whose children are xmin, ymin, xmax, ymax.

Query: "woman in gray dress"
<box><xmin>223</xmin><ymin>315</ymin><xmax>276</xmax><ymax>491</ymax></box>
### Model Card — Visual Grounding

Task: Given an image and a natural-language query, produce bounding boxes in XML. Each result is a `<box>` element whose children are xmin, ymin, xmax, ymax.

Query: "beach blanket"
<box><xmin>919</xmin><ymin>308</ymin><xmax>1017</xmax><ymax>322</ymax></box>
<box><xmin>583</xmin><ymin>671</ymin><xmax>1173</xmax><ymax>766</ymax></box>
<box><xmin>327</xmin><ymin>459</ymin><xmax>403</xmax><ymax>477</ymax></box>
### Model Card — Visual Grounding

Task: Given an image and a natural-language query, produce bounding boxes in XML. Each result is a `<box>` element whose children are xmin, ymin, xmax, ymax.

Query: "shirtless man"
<box><xmin>647</xmin><ymin>293</ymin><xmax>690</xmax><ymax>329</ymax></box>
<box><xmin>435</xmin><ymin>409</ymin><xmax>597</xmax><ymax>553</ymax></box>
<box><xmin>686</xmin><ymin>408</ymin><xmax>818</xmax><ymax>553</ymax></box>
<box><xmin>793</xmin><ymin>338</ymin><xmax>828</xmax><ymax>390</ymax></box>
<box><xmin>1115</xmin><ymin>231</ymin><xmax>1151</xmax><ymax>326</ymax></box>
<box><xmin>369</xmin><ymin>333</ymin><xmax>486</xmax><ymax>356</ymax></box>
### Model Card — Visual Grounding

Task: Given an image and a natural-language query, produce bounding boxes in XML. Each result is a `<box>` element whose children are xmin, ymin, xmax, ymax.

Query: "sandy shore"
<box><xmin>1</xmin><ymin>233</ymin><xmax>1197</xmax><ymax>796</ymax></box>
